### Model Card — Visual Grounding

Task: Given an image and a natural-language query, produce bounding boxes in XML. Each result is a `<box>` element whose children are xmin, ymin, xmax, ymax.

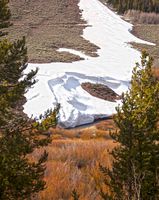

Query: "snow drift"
<box><xmin>23</xmin><ymin>0</ymin><xmax>153</xmax><ymax>128</ymax></box>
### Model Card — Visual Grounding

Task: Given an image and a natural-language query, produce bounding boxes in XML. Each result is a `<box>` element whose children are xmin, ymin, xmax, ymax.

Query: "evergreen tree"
<box><xmin>0</xmin><ymin>1</ymin><xmax>58</xmax><ymax>199</ymax></box>
<box><xmin>0</xmin><ymin>0</ymin><xmax>11</xmax><ymax>36</ymax></box>
<box><xmin>72</xmin><ymin>189</ymin><xmax>80</xmax><ymax>200</ymax></box>
<box><xmin>107</xmin><ymin>0</ymin><xmax>159</xmax><ymax>13</ymax></box>
<box><xmin>0</xmin><ymin>36</ymin><xmax>38</xmax><ymax>127</ymax></box>
<box><xmin>100</xmin><ymin>52</ymin><xmax>159</xmax><ymax>200</ymax></box>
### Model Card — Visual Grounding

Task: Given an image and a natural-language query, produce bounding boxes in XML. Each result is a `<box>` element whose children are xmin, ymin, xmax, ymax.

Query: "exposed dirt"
<box><xmin>131</xmin><ymin>25</ymin><xmax>159</xmax><ymax>67</ymax></box>
<box><xmin>7</xmin><ymin>0</ymin><xmax>99</xmax><ymax>63</ymax></box>
<box><xmin>81</xmin><ymin>82</ymin><xmax>121</xmax><ymax>102</ymax></box>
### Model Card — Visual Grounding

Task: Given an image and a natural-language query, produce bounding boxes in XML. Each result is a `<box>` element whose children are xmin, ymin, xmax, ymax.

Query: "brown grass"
<box><xmin>30</xmin><ymin>138</ymin><xmax>116</xmax><ymax>200</ymax></box>
<box><xmin>81</xmin><ymin>82</ymin><xmax>120</xmax><ymax>102</ymax></box>
<box><xmin>7</xmin><ymin>0</ymin><xmax>99</xmax><ymax>63</ymax></box>
<box><xmin>125</xmin><ymin>10</ymin><xmax>159</xmax><ymax>24</ymax></box>
<box><xmin>131</xmin><ymin>24</ymin><xmax>159</xmax><ymax>67</ymax></box>
<box><xmin>48</xmin><ymin>118</ymin><xmax>116</xmax><ymax>140</ymax></box>
<box><xmin>152</xmin><ymin>67</ymin><xmax>159</xmax><ymax>79</ymax></box>
<box><xmin>28</xmin><ymin>117</ymin><xmax>118</xmax><ymax>199</ymax></box>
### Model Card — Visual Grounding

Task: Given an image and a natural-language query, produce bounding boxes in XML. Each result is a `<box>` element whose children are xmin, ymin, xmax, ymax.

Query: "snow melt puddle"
<box><xmin>23</xmin><ymin>0</ymin><xmax>154</xmax><ymax>128</ymax></box>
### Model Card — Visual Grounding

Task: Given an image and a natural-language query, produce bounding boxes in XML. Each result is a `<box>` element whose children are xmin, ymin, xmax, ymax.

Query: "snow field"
<box><xmin>23</xmin><ymin>0</ymin><xmax>154</xmax><ymax>127</ymax></box>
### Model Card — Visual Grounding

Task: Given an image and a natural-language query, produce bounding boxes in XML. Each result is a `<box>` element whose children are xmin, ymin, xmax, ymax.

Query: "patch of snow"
<box><xmin>57</xmin><ymin>48</ymin><xmax>91</xmax><ymax>60</ymax></box>
<box><xmin>23</xmin><ymin>0</ymin><xmax>154</xmax><ymax>128</ymax></box>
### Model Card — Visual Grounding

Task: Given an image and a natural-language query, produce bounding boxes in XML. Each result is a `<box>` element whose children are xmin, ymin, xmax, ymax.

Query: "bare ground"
<box><xmin>81</xmin><ymin>82</ymin><xmax>121</xmax><ymax>102</ymax></box>
<box><xmin>7</xmin><ymin>0</ymin><xmax>99</xmax><ymax>63</ymax></box>
<box><xmin>131</xmin><ymin>24</ymin><xmax>159</xmax><ymax>67</ymax></box>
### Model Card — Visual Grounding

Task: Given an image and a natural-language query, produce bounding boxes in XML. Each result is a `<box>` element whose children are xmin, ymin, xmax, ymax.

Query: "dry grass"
<box><xmin>49</xmin><ymin>126</ymin><xmax>111</xmax><ymax>140</ymax></box>
<box><xmin>125</xmin><ymin>10</ymin><xmax>159</xmax><ymax>24</ymax></box>
<box><xmin>7</xmin><ymin>0</ymin><xmax>99</xmax><ymax>63</ymax></box>
<box><xmin>131</xmin><ymin>24</ymin><xmax>159</xmax><ymax>67</ymax></box>
<box><xmin>29</xmin><ymin>117</ymin><xmax>117</xmax><ymax>199</ymax></box>
<box><xmin>122</xmin><ymin>10</ymin><xmax>159</xmax><ymax>68</ymax></box>
<box><xmin>30</xmin><ymin>138</ymin><xmax>116</xmax><ymax>200</ymax></box>
<box><xmin>81</xmin><ymin>82</ymin><xmax>120</xmax><ymax>102</ymax></box>
<box><xmin>152</xmin><ymin>67</ymin><xmax>159</xmax><ymax>79</ymax></box>
<box><xmin>48</xmin><ymin>118</ymin><xmax>116</xmax><ymax>140</ymax></box>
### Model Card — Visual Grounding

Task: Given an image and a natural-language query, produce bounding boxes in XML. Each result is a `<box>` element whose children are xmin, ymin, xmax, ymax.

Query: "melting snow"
<box><xmin>23</xmin><ymin>0</ymin><xmax>154</xmax><ymax>128</ymax></box>
<box><xmin>57</xmin><ymin>48</ymin><xmax>91</xmax><ymax>60</ymax></box>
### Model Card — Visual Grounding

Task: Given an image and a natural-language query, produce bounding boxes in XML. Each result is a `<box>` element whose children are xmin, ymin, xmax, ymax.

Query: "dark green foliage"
<box><xmin>0</xmin><ymin>122</ymin><xmax>49</xmax><ymax>200</ymax></box>
<box><xmin>107</xmin><ymin>0</ymin><xmax>159</xmax><ymax>13</ymax></box>
<box><xmin>0</xmin><ymin>1</ymin><xmax>58</xmax><ymax>199</ymax></box>
<box><xmin>72</xmin><ymin>189</ymin><xmax>80</xmax><ymax>200</ymax></box>
<box><xmin>35</xmin><ymin>104</ymin><xmax>60</xmax><ymax>131</ymax></box>
<box><xmin>0</xmin><ymin>37</ymin><xmax>38</xmax><ymax>127</ymax></box>
<box><xmin>100</xmin><ymin>52</ymin><xmax>159</xmax><ymax>200</ymax></box>
<box><xmin>0</xmin><ymin>0</ymin><xmax>11</xmax><ymax>36</ymax></box>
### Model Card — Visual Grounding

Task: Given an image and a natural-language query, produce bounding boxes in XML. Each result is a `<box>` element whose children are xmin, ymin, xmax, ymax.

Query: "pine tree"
<box><xmin>0</xmin><ymin>0</ymin><xmax>11</xmax><ymax>36</ymax></box>
<box><xmin>0</xmin><ymin>37</ymin><xmax>38</xmax><ymax>127</ymax></box>
<box><xmin>100</xmin><ymin>52</ymin><xmax>159</xmax><ymax>200</ymax></box>
<box><xmin>107</xmin><ymin>0</ymin><xmax>159</xmax><ymax>13</ymax></box>
<box><xmin>0</xmin><ymin>1</ymin><xmax>58</xmax><ymax>199</ymax></box>
<box><xmin>72</xmin><ymin>189</ymin><xmax>80</xmax><ymax>200</ymax></box>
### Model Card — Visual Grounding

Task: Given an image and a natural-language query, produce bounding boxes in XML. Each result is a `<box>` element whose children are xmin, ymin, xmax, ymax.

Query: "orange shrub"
<box><xmin>152</xmin><ymin>67</ymin><xmax>159</xmax><ymax>79</ymax></box>
<box><xmin>31</xmin><ymin>139</ymin><xmax>116</xmax><ymax>200</ymax></box>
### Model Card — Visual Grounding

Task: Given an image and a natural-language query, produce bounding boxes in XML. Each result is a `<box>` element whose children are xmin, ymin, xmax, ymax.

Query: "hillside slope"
<box><xmin>23</xmin><ymin>0</ymin><xmax>153</xmax><ymax>128</ymax></box>
<box><xmin>8</xmin><ymin>0</ymin><xmax>98</xmax><ymax>62</ymax></box>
